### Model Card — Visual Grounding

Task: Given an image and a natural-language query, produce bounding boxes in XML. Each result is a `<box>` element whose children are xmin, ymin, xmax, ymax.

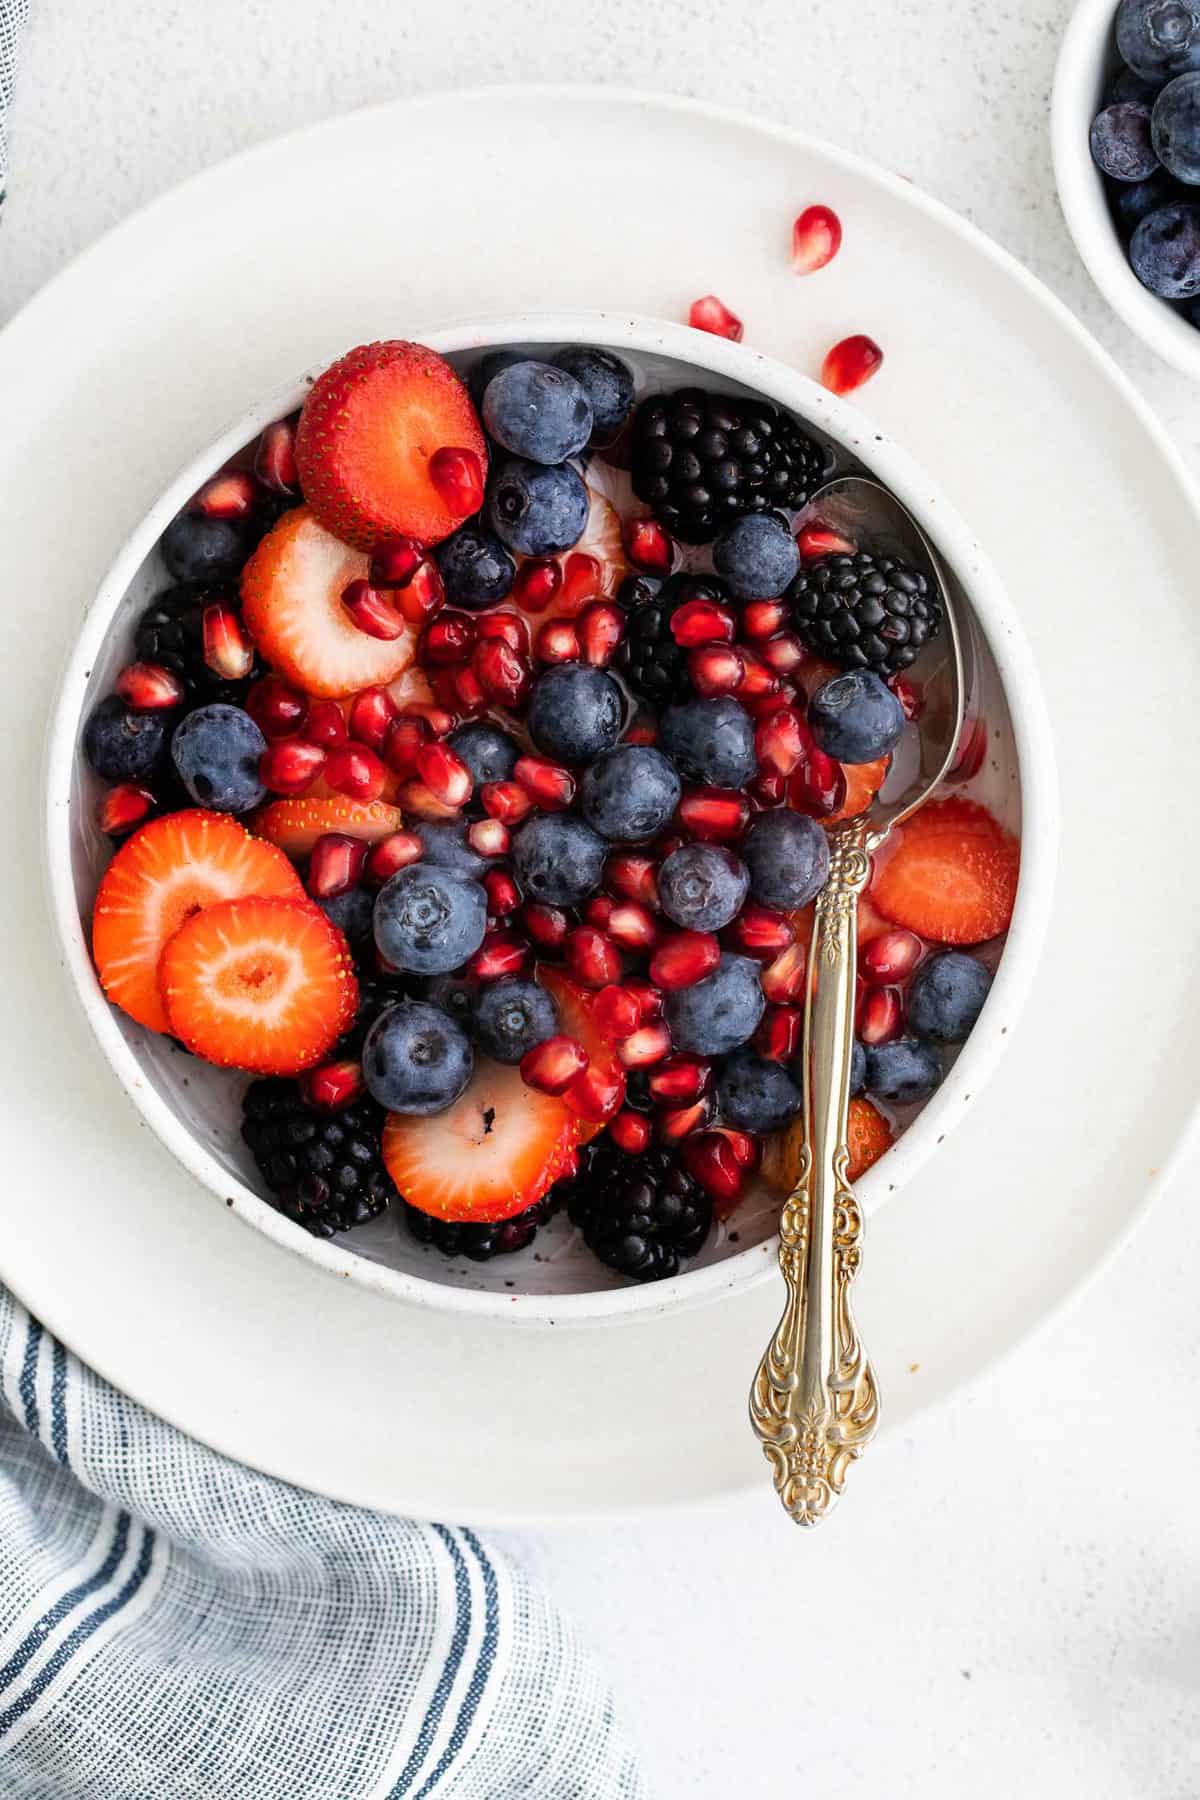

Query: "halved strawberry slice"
<box><xmin>535</xmin><ymin>964</ymin><xmax>623</xmax><ymax>1142</ymax></box>
<box><xmin>295</xmin><ymin>341</ymin><xmax>487</xmax><ymax>549</ymax></box>
<box><xmin>160</xmin><ymin>896</ymin><xmax>357</xmax><ymax>1073</ymax></box>
<box><xmin>761</xmin><ymin>1096</ymin><xmax>893</xmax><ymax>1195</ymax></box>
<box><xmin>241</xmin><ymin>507</ymin><xmax>417</xmax><ymax>698</ymax></box>
<box><xmin>870</xmin><ymin>797</ymin><xmax>1019</xmax><ymax>945</ymax></box>
<box><xmin>382</xmin><ymin>1057</ymin><xmax>578</xmax><ymax>1223</ymax></box>
<box><xmin>249</xmin><ymin>795</ymin><xmax>404</xmax><ymax>856</ymax></box>
<box><xmin>92</xmin><ymin>810</ymin><xmax>305</xmax><ymax>1033</ymax></box>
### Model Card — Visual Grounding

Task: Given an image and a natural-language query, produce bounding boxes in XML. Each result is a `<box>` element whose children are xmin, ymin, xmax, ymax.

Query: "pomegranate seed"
<box><xmin>688</xmin><ymin>644</ymin><xmax>745</xmax><ymax>696</ymax></box>
<box><xmin>483</xmin><ymin>867</ymin><xmax>520</xmax><ymax>914</ymax></box>
<box><xmin>403</xmin><ymin>703</ymin><xmax>455</xmax><ymax>738</ymax></box>
<box><xmin>822</xmin><ymin>333</ymin><xmax>884</xmax><ymax>396</ymax></box>
<box><xmin>202</xmin><ymin>604</ymin><xmax>254</xmax><ymax>681</ymax></box>
<box><xmin>606</xmin><ymin>902</ymin><xmax>659</xmax><ymax>952</ymax></box>
<box><xmin>789</xmin><ymin>752</ymin><xmax>846</xmax><ymax>818</ymax></box>
<box><xmin>688</xmin><ymin>294</ymin><xmax>743</xmax><ymax>341</ymax></box>
<box><xmin>429</xmin><ymin>446</ymin><xmax>485</xmax><ymax>518</ymax></box>
<box><xmin>365</xmin><ymin>831</ymin><xmax>423</xmax><ymax>882</ymax></box>
<box><xmin>679</xmin><ymin>786</ymin><xmax>751</xmax><ymax>841</ymax></box>
<box><xmin>307</xmin><ymin>833</ymin><xmax>368</xmax><ymax>899</ymax></box>
<box><xmin>860</xmin><ymin>928</ymin><xmax>923</xmax><ymax>985</ymax></box>
<box><xmin>325</xmin><ymin>745</ymin><xmax>387</xmax><ymax>803</ymax></box>
<box><xmin>858</xmin><ymin>985</ymin><xmax>903</xmax><ymax>1045</ymax></box>
<box><xmin>654</xmin><ymin>831</ymin><xmax>687</xmax><ymax>861</ymax></box>
<box><xmin>255</xmin><ymin>419</ymin><xmax>298</xmax><ymax>493</ymax></box>
<box><xmin>610</xmin><ymin>1110</ymin><xmax>652</xmax><ymax>1155</ymax></box>
<box><xmin>584</xmin><ymin>895</ymin><xmax>615</xmax><ymax>929</ymax></box>
<box><xmin>741</xmin><ymin>600</ymin><xmax>787</xmax><ymax>640</ymax></box>
<box><xmin>535</xmin><ymin>619</ymin><xmax>581</xmax><ymax>664</ymax></box>
<box><xmin>471</xmin><ymin>928</ymin><xmax>529</xmax><ymax>982</ymax></box>
<box><xmin>260</xmin><ymin>739</ymin><xmax>325</xmax><ymax>796</ymax></box>
<box><xmin>422</xmin><ymin>613</ymin><xmax>476</xmax><ymax>666</ymax></box>
<box><xmin>348</xmin><ymin>686</ymin><xmax>400</xmax><ymax>751</ymax></box>
<box><xmin>792</xmin><ymin>203</ymin><xmax>843</xmax><ymax>275</ymax></box>
<box><xmin>481</xmin><ymin>781</ymin><xmax>534</xmax><ymax>826</ymax></box>
<box><xmin>647</xmin><ymin>1056</ymin><xmax>712</xmax><ymax>1104</ymax></box>
<box><xmin>383</xmin><ymin>714</ymin><xmax>430</xmax><ymax>774</ymax></box>
<box><xmin>755</xmin><ymin>704</ymin><xmax>811</xmax><ymax>778</ymax></box>
<box><xmin>565</xmin><ymin>926</ymin><xmax>623</xmax><ymax>989</ymax></box>
<box><xmin>890</xmin><ymin>673</ymin><xmax>923</xmax><ymax>720</ymax></box>
<box><xmin>728</xmin><ymin>903</ymin><xmax>795</xmax><ymax>958</ymax></box>
<box><xmin>742</xmin><ymin>687</ymin><xmax>792</xmax><ymax>722</ymax></box>
<box><xmin>415</xmin><ymin>742</ymin><xmax>473</xmax><ymax>808</ymax></box>
<box><xmin>564</xmin><ymin>1060</ymin><xmax>626</xmax><ymax>1125</ymax></box>
<box><xmin>450</xmin><ymin>665</ymin><xmax>487</xmax><ymax>715</ymax></box>
<box><xmin>396</xmin><ymin>560</ymin><xmax>446</xmax><ymax>625</ymax></box>
<box><xmin>302</xmin><ymin>1059</ymin><xmax>365</xmax><ymax>1111</ymax></box>
<box><xmin>398</xmin><ymin>777</ymin><xmax>461</xmax><ymax>820</ymax></box>
<box><xmin>604</xmin><ymin>853</ymin><xmax>659</xmax><ymax>909</ymax></box>
<box><xmin>521</xmin><ymin>1035</ymin><xmax>589</xmax><ymax>1094</ymax></box>
<box><xmin>474</xmin><ymin>638</ymin><xmax>531</xmax><ymax>707</ymax></box>
<box><xmin>657</xmin><ymin>1093</ymin><xmax>716</xmax><ymax>1144</ymax></box>
<box><xmin>616</xmin><ymin>1021</ymin><xmax>673</xmax><ymax>1068</ymax></box>
<box><xmin>369</xmin><ymin>534</ymin><xmax>425</xmax><ymax>588</ymax></box>
<box><xmin>797</xmin><ymin>523</ymin><xmax>856</xmax><ymax>561</ymax></box>
<box><xmin>594</xmin><ymin>984</ymin><xmax>642</xmax><ymax>1041</ymax></box>
<box><xmin>736</xmin><ymin>652</ymin><xmax>779</xmax><ymax>700</ymax></box>
<box><xmin>650</xmin><ymin>930</ymin><xmax>720</xmax><ymax>990</ymax></box>
<box><xmin>191</xmin><ymin>469</ymin><xmax>258</xmax><ymax>521</ymax></box>
<box><xmin>748</xmin><ymin>769</ymin><xmax>788</xmax><ymax>810</ymax></box>
<box><xmin>468</xmin><ymin>818</ymin><xmax>509</xmax><ymax>858</ymax></box>
<box><xmin>99</xmin><ymin>783</ymin><xmax>155</xmax><ymax>835</ymax></box>
<box><xmin>623</xmin><ymin>978</ymin><xmax>664</xmax><ymax>1022</ymax></box>
<box><xmin>758</xmin><ymin>632</ymin><xmax>806</xmax><ymax>675</ymax></box>
<box><xmin>578</xmin><ymin>602</ymin><xmax>625</xmax><ymax>668</ymax></box>
<box><xmin>512</xmin><ymin>557</ymin><xmax>562</xmax><ymax>614</ymax></box>
<box><xmin>624</xmin><ymin>517</ymin><xmax>675</xmax><ymax>575</ymax></box>
<box><xmin>476</xmin><ymin>610</ymin><xmax>531</xmax><ymax>655</ymax></box>
<box><xmin>624</xmin><ymin>713</ymin><xmax>658</xmax><ymax>747</ymax></box>
<box><xmin>341</xmin><ymin>578</ymin><xmax>406</xmax><ymax>641</ymax></box>
<box><xmin>303</xmin><ymin>700</ymin><xmax>350</xmax><ymax>750</ymax></box>
<box><xmin>246</xmin><ymin>675</ymin><xmax>308</xmax><ymax>740</ymax></box>
<box><xmin>755</xmin><ymin>1004</ymin><xmax>803</xmax><ymax>1062</ymax></box>
<box><xmin>682</xmin><ymin>1131</ymin><xmax>745</xmax><ymax>1211</ymax></box>
<box><xmin>522</xmin><ymin>902</ymin><xmax>569</xmax><ymax>949</ymax></box>
<box><xmin>951</xmin><ymin>716</ymin><xmax>988</xmax><ymax>781</ymax></box>
<box><xmin>514</xmin><ymin>755</ymin><xmax>575</xmax><ymax>811</ymax></box>
<box><xmin>722</xmin><ymin>1128</ymin><xmax>760</xmax><ymax>1170</ymax></box>
<box><xmin>760</xmin><ymin>941</ymin><xmax>809</xmax><ymax>1005</ymax></box>
<box><xmin>559</xmin><ymin>552</ymin><xmax>603</xmax><ymax>612</ymax></box>
<box><xmin>115</xmin><ymin>662</ymin><xmax>185</xmax><ymax>711</ymax></box>
<box><xmin>670</xmin><ymin>599</ymin><xmax>736</xmax><ymax>647</ymax></box>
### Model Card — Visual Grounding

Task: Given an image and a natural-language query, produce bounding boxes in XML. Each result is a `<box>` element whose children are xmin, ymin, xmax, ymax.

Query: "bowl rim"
<box><xmin>43</xmin><ymin>310</ymin><xmax>1057</xmax><ymax>1325</ymax></box>
<box><xmin>1052</xmin><ymin>0</ymin><xmax>1200</xmax><ymax>379</ymax></box>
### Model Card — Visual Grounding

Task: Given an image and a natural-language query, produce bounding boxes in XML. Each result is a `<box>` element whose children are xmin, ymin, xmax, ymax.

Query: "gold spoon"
<box><xmin>749</xmin><ymin>476</ymin><xmax>967</xmax><ymax>1527</ymax></box>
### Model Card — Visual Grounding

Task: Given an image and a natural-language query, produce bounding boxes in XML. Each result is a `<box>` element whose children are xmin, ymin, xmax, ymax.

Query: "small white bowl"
<box><xmin>1053</xmin><ymin>0</ymin><xmax>1200</xmax><ymax>377</ymax></box>
<box><xmin>43</xmin><ymin>312</ymin><xmax>1056</xmax><ymax>1325</ymax></box>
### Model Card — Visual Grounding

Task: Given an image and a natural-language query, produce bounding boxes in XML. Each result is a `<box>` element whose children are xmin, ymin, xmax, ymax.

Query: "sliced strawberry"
<box><xmin>384</xmin><ymin>664</ymin><xmax>435</xmax><ymax>713</ymax></box>
<box><xmin>91</xmin><ymin>810</ymin><xmax>305</xmax><ymax>1033</ymax></box>
<box><xmin>160</xmin><ymin>897</ymin><xmax>357</xmax><ymax>1074</ymax></box>
<box><xmin>536</xmin><ymin>963</ymin><xmax>623</xmax><ymax>1143</ymax></box>
<box><xmin>241</xmin><ymin>507</ymin><xmax>417</xmax><ymax>698</ymax></box>
<box><xmin>870</xmin><ymin>797</ymin><xmax>1019</xmax><ymax>945</ymax></box>
<box><xmin>761</xmin><ymin>1096</ymin><xmax>893</xmax><ymax>1196</ymax></box>
<box><xmin>295</xmin><ymin>341</ymin><xmax>487</xmax><ymax>549</ymax></box>
<box><xmin>250</xmin><ymin>795</ymin><xmax>404</xmax><ymax>856</ymax></box>
<box><xmin>382</xmin><ymin>1058</ymin><xmax>578</xmax><ymax>1224</ymax></box>
<box><xmin>823</xmin><ymin>755</ymin><xmax>890</xmax><ymax>825</ymax></box>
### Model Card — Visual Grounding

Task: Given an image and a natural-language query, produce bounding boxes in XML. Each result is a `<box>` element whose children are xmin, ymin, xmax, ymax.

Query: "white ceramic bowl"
<box><xmin>1053</xmin><ymin>0</ymin><xmax>1200</xmax><ymax>377</ymax></box>
<box><xmin>44</xmin><ymin>312</ymin><xmax>1055</xmax><ymax>1324</ymax></box>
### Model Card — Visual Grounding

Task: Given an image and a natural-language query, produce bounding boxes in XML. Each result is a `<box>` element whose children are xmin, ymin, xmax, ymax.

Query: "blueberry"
<box><xmin>1130</xmin><ymin>200</ymin><xmax>1200</xmax><ymax>293</ymax></box>
<box><xmin>1090</xmin><ymin>101</ymin><xmax>1161</xmax><ymax>180</ymax></box>
<box><xmin>483</xmin><ymin>360</ymin><xmax>593</xmax><ymax>464</ymax></box>
<box><xmin>906</xmin><ymin>951</ymin><xmax>992</xmax><ymax>1044</ymax></box>
<box><xmin>473</xmin><ymin>977</ymin><xmax>559</xmax><ymax>1064</ymax></box>
<box><xmin>1105</xmin><ymin>63</ymin><xmax>1163</xmax><ymax>104</ymax></box>
<box><xmin>362</xmin><ymin>1000</ymin><xmax>474</xmax><ymax>1115</ymax></box>
<box><xmin>741</xmin><ymin>811</ymin><xmax>830</xmax><ymax>910</ymax></box>
<box><xmin>663</xmin><ymin>953</ymin><xmax>765</xmax><ymax>1056</ymax></box>
<box><xmin>553</xmin><ymin>346</ymin><xmax>635</xmax><ymax>443</ymax></box>
<box><xmin>410</xmin><ymin>819</ymin><xmax>488</xmax><ymax>880</ymax></box>
<box><xmin>160</xmin><ymin>511</ymin><xmax>246</xmax><ymax>584</ymax></box>
<box><xmin>83</xmin><ymin>694</ymin><xmax>168</xmax><ymax>784</ymax></box>
<box><xmin>809</xmin><ymin>670</ymin><xmax>905</xmax><ymax>764</ymax></box>
<box><xmin>1110</xmin><ymin>167</ymin><xmax>1181</xmax><ymax>232</ymax></box>
<box><xmin>712</xmin><ymin>513</ymin><xmax>800</xmax><ymax>600</ymax></box>
<box><xmin>317</xmin><ymin>885</ymin><xmax>374</xmax><ymax>951</ymax></box>
<box><xmin>658</xmin><ymin>695</ymin><xmax>757</xmax><ymax>789</ymax></box>
<box><xmin>447</xmin><ymin>722</ymin><xmax>519</xmax><ymax>788</ymax></box>
<box><xmin>717</xmin><ymin>1047</ymin><xmax>802</xmax><ymax>1133</ymax></box>
<box><xmin>469</xmin><ymin>348</ymin><xmax>524</xmax><ymax>403</ymax></box>
<box><xmin>864</xmin><ymin>1036</ymin><xmax>942</xmax><ymax>1105</ymax></box>
<box><xmin>1116</xmin><ymin>0</ymin><xmax>1200</xmax><ymax>81</ymax></box>
<box><xmin>579</xmin><ymin>746</ymin><xmax>682</xmax><ymax>842</ymax></box>
<box><xmin>527</xmin><ymin>664</ymin><xmax>623</xmax><ymax>764</ymax></box>
<box><xmin>170</xmin><ymin>703</ymin><xmax>266</xmax><ymax>812</ymax></box>
<box><xmin>1152</xmin><ymin>71</ymin><xmax>1200</xmax><ymax>180</ymax></box>
<box><xmin>850</xmin><ymin>1038</ymin><xmax>867</xmax><ymax>1097</ymax></box>
<box><xmin>657</xmin><ymin>844</ymin><xmax>749</xmax><ymax>931</ymax></box>
<box><xmin>373</xmin><ymin>866</ymin><xmax>487</xmax><ymax>975</ymax></box>
<box><xmin>510</xmin><ymin>813</ymin><xmax>608</xmax><ymax>907</ymax></box>
<box><xmin>420</xmin><ymin>970</ymin><xmax>481</xmax><ymax>1032</ymax></box>
<box><xmin>487</xmin><ymin>457</ymin><xmax>590</xmax><ymax>556</ymax></box>
<box><xmin>435</xmin><ymin>524</ymin><xmax>515</xmax><ymax>611</ymax></box>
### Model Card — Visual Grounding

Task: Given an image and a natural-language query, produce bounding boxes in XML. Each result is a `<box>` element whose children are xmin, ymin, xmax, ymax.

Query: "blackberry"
<box><xmin>631</xmin><ymin>388</ymin><xmax>828</xmax><ymax>543</ymax></box>
<box><xmin>563</xmin><ymin>1142</ymin><xmax>712</xmax><ymax>1282</ymax></box>
<box><xmin>622</xmin><ymin>1069</ymin><xmax>654</xmax><ymax>1115</ymax></box>
<box><xmin>614</xmin><ymin>572</ymin><xmax>726</xmax><ymax>708</ymax></box>
<box><xmin>402</xmin><ymin>1191</ymin><xmax>560</xmax><ymax>1262</ymax></box>
<box><xmin>241</xmin><ymin>1079</ymin><xmax>395</xmax><ymax>1238</ymax></box>
<box><xmin>338</xmin><ymin>970</ymin><xmax>414</xmax><ymax>1052</ymax></box>
<box><xmin>134</xmin><ymin>584</ymin><xmax>260</xmax><ymax>708</ymax></box>
<box><xmin>787</xmin><ymin>551</ymin><xmax>942</xmax><ymax>675</ymax></box>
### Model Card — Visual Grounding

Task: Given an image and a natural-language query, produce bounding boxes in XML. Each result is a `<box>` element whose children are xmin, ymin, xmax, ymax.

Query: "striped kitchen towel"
<box><xmin>0</xmin><ymin>1290</ymin><xmax>645</xmax><ymax>1797</ymax></box>
<box><xmin>0</xmin><ymin>0</ymin><xmax>28</xmax><ymax>199</ymax></box>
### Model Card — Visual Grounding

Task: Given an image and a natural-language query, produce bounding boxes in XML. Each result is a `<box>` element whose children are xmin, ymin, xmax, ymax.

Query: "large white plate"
<box><xmin>1</xmin><ymin>89</ymin><xmax>1197</xmax><ymax>1524</ymax></box>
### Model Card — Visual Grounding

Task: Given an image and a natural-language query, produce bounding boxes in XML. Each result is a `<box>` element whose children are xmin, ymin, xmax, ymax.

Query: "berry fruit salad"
<box><xmin>82</xmin><ymin>337</ymin><xmax>1019</xmax><ymax>1286</ymax></box>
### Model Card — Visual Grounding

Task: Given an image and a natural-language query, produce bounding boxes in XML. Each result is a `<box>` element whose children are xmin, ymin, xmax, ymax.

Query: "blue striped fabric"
<box><xmin>0</xmin><ymin>1289</ymin><xmax>646</xmax><ymax>1798</ymax></box>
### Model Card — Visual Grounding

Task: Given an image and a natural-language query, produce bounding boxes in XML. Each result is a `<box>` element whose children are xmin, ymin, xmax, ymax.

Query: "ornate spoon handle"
<box><xmin>749</xmin><ymin>816</ymin><xmax>881</xmax><ymax>1526</ymax></box>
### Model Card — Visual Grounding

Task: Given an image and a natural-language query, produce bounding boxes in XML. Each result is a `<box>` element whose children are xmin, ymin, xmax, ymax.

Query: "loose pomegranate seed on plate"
<box><xmin>683</xmin><ymin>1130</ymin><xmax>745</xmax><ymax>1211</ymax></box>
<box><xmin>858</xmin><ymin>985</ymin><xmax>903</xmax><ymax>1045</ymax></box>
<box><xmin>476</xmin><ymin>610</ymin><xmax>531</xmax><ymax>655</ymax></box>
<box><xmin>307</xmin><ymin>833</ymin><xmax>368</xmax><ymax>899</ymax></box>
<box><xmin>483</xmin><ymin>867</ymin><xmax>520</xmax><ymax>914</ymax></box>
<box><xmin>727</xmin><ymin>903</ymin><xmax>795</xmax><ymax>958</ymax></box>
<box><xmin>396</xmin><ymin>560</ymin><xmax>446</xmax><ymax>625</ymax></box>
<box><xmin>797</xmin><ymin>522</ymin><xmax>856</xmax><ymax>561</ymax></box>
<box><xmin>246</xmin><ymin>675</ymin><xmax>308</xmax><ymax>740</ymax></box>
<box><xmin>821</xmin><ymin>333</ymin><xmax>884</xmax><ymax>396</ymax></box>
<box><xmin>369</xmin><ymin>534</ymin><xmax>425</xmax><ymax>589</ymax></box>
<box><xmin>616</xmin><ymin>1020</ymin><xmax>673</xmax><ymax>1068</ymax></box>
<box><xmin>560</xmin><ymin>552</ymin><xmax>604</xmax><ymax>612</ymax></box>
<box><xmin>255</xmin><ymin>419</ymin><xmax>298</xmax><ymax>494</ymax></box>
<box><xmin>260</xmin><ymin>739</ymin><xmax>325</xmax><ymax>796</ymax></box>
<box><xmin>623</xmin><ymin>978</ymin><xmax>664</xmax><ymax>1022</ymax></box>
<box><xmin>860</xmin><ymin>928</ymin><xmax>923</xmax><ymax>985</ymax></box>
<box><xmin>469</xmin><ymin>819</ymin><xmax>510</xmax><ymax>859</ymax></box>
<box><xmin>302</xmin><ymin>1059</ymin><xmax>365</xmax><ymax>1111</ymax></box>
<box><xmin>535</xmin><ymin>619</ymin><xmax>581</xmax><ymax>664</ymax></box>
<box><xmin>604</xmin><ymin>853</ymin><xmax>659</xmax><ymax>909</ymax></box>
<box><xmin>610</xmin><ymin>1110</ymin><xmax>652</xmax><ymax>1155</ymax></box>
<box><xmin>99</xmin><ymin>783</ymin><xmax>155</xmax><ymax>835</ymax></box>
<box><xmin>422</xmin><ymin>612</ymin><xmax>476</xmax><ymax>666</ymax></box>
<box><xmin>564</xmin><ymin>1060</ymin><xmax>626</xmax><ymax>1124</ymax></box>
<box><xmin>578</xmin><ymin>603</ymin><xmax>625</xmax><ymax>668</ymax></box>
<box><xmin>755</xmin><ymin>704</ymin><xmax>812</xmax><ymax>777</ymax></box>
<box><xmin>428</xmin><ymin>445</ymin><xmax>485</xmax><ymax>518</ymax></box>
<box><xmin>755</xmin><ymin>1004</ymin><xmax>803</xmax><ymax>1062</ymax></box>
<box><xmin>565</xmin><ymin>925</ymin><xmax>623</xmax><ymax>989</ymax></box>
<box><xmin>688</xmin><ymin>294</ymin><xmax>743</xmax><ymax>341</ymax></box>
<box><xmin>512</xmin><ymin>557</ymin><xmax>562</xmax><ymax>613</ymax></box>
<box><xmin>348</xmin><ymin>686</ymin><xmax>400</xmax><ymax>751</ymax></box>
<box><xmin>514</xmin><ymin>755</ymin><xmax>575</xmax><ymax>810</ymax></box>
<box><xmin>679</xmin><ymin>786</ymin><xmax>751</xmax><ymax>842</ymax></box>
<box><xmin>741</xmin><ymin>599</ymin><xmax>787</xmax><ymax>640</ymax></box>
<box><xmin>760</xmin><ymin>940</ymin><xmax>808</xmax><ymax>1004</ymax></box>
<box><xmin>688</xmin><ymin>644</ymin><xmax>745</xmax><ymax>696</ymax></box>
<box><xmin>791</xmin><ymin>204</ymin><xmax>843</xmax><ymax>275</ymax></box>
<box><xmin>670</xmin><ymin>599</ymin><xmax>736</xmax><ymax>647</ymax></box>
<box><xmin>202</xmin><ymin>604</ymin><xmax>254</xmax><ymax>681</ymax></box>
<box><xmin>474</xmin><ymin>638</ymin><xmax>531</xmax><ymax>707</ymax></box>
<box><xmin>325</xmin><ymin>745</ymin><xmax>388</xmax><ymax>803</ymax></box>
<box><xmin>624</xmin><ymin>516</ymin><xmax>675</xmax><ymax>575</ymax></box>
<box><xmin>115</xmin><ymin>662</ymin><xmax>185</xmax><ymax>711</ymax></box>
<box><xmin>481</xmin><ymin>780</ymin><xmax>534</xmax><ymax>826</ymax></box>
<box><xmin>342</xmin><ymin>578</ymin><xmax>407</xmax><ymax>642</ymax></box>
<box><xmin>521</xmin><ymin>1035</ymin><xmax>589</xmax><ymax>1094</ymax></box>
<box><xmin>606</xmin><ymin>901</ymin><xmax>659</xmax><ymax>952</ymax></box>
<box><xmin>521</xmin><ymin>902</ymin><xmax>569</xmax><ymax>949</ymax></box>
<box><xmin>471</xmin><ymin>928</ymin><xmax>529</xmax><ymax>982</ymax></box>
<box><xmin>303</xmin><ymin>699</ymin><xmax>350</xmax><ymax>750</ymax></box>
<box><xmin>191</xmin><ymin>469</ymin><xmax>258</xmax><ymax>521</ymax></box>
<box><xmin>647</xmin><ymin>1055</ymin><xmax>712</xmax><ymax>1103</ymax></box>
<box><xmin>365</xmin><ymin>830</ymin><xmax>423</xmax><ymax>882</ymax></box>
<box><xmin>650</xmin><ymin>930</ymin><xmax>721</xmax><ymax>990</ymax></box>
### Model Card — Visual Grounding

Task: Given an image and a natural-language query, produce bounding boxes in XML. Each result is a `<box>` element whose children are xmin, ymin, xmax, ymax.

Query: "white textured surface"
<box><xmin>3</xmin><ymin>4</ymin><xmax>1199</xmax><ymax>1798</ymax></box>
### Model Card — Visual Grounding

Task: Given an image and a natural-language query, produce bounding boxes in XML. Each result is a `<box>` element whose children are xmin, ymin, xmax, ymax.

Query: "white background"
<box><xmin>4</xmin><ymin>3</ymin><xmax>1199</xmax><ymax>1797</ymax></box>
